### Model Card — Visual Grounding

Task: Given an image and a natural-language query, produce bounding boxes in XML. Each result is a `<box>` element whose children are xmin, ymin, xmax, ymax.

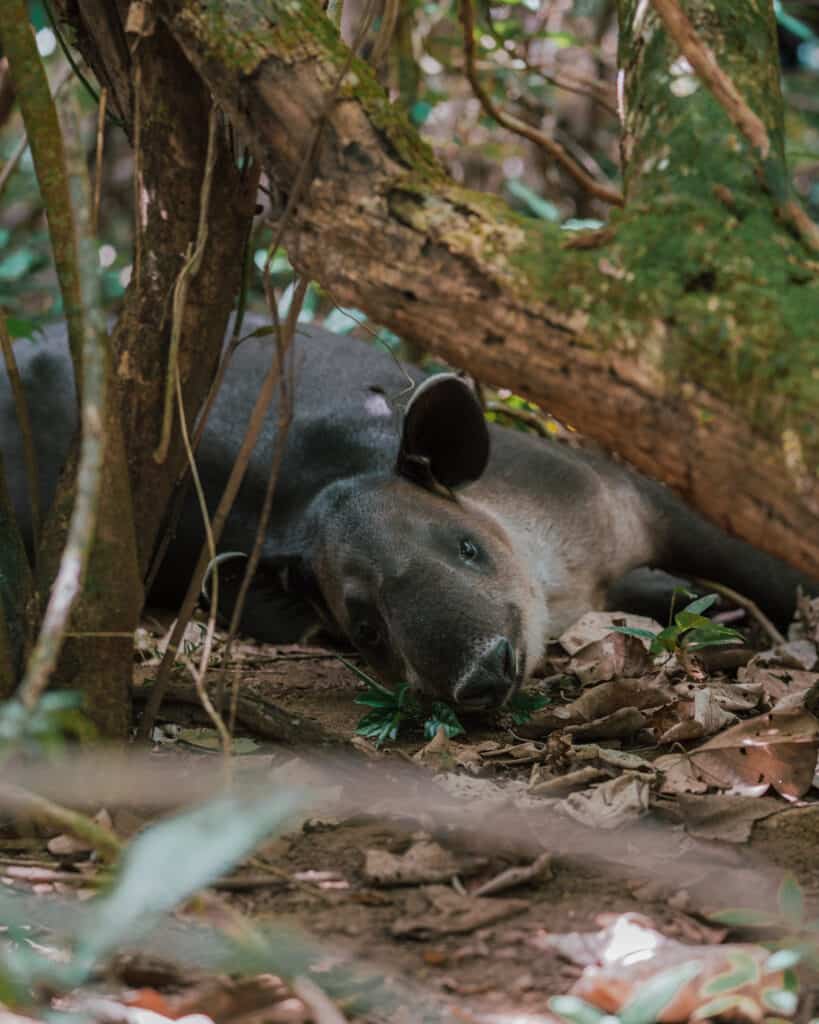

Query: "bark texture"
<box><xmin>38</xmin><ymin>1</ymin><xmax>259</xmax><ymax>734</ymax></box>
<box><xmin>56</xmin><ymin>0</ymin><xmax>260</xmax><ymax>573</ymax></box>
<box><xmin>148</xmin><ymin>0</ymin><xmax>817</xmax><ymax>577</ymax></box>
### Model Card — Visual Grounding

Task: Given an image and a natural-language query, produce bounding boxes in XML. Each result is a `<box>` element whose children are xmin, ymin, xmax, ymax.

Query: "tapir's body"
<box><xmin>2</xmin><ymin>320</ymin><xmax>815</xmax><ymax>707</ymax></box>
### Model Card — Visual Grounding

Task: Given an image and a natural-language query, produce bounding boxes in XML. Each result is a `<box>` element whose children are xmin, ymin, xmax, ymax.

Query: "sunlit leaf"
<box><xmin>619</xmin><ymin>960</ymin><xmax>702</xmax><ymax>1024</ymax></box>
<box><xmin>74</xmin><ymin>788</ymin><xmax>304</xmax><ymax>972</ymax></box>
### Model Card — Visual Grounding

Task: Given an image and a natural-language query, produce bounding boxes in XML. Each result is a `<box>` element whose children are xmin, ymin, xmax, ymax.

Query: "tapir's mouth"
<box><xmin>450</xmin><ymin>641</ymin><xmax>524</xmax><ymax>710</ymax></box>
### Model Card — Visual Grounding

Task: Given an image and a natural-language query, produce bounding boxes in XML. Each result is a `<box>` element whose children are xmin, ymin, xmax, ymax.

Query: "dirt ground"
<box><xmin>3</xmin><ymin>627</ymin><xmax>819</xmax><ymax>1022</ymax></box>
<box><xmin>133</xmin><ymin>636</ymin><xmax>819</xmax><ymax>1020</ymax></box>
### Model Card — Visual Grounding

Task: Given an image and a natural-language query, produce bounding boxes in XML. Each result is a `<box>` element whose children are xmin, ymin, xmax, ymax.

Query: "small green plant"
<box><xmin>344</xmin><ymin>658</ymin><xmax>547</xmax><ymax>746</ymax></box>
<box><xmin>711</xmin><ymin>873</ymin><xmax>819</xmax><ymax>971</ymax></box>
<box><xmin>0</xmin><ymin>786</ymin><xmax>304</xmax><ymax>1008</ymax></box>
<box><xmin>0</xmin><ymin>691</ymin><xmax>96</xmax><ymax>755</ymax></box>
<box><xmin>354</xmin><ymin>680</ymin><xmax>428</xmax><ymax>746</ymax></box>
<box><xmin>507</xmin><ymin>688</ymin><xmax>549</xmax><ymax>724</ymax></box>
<box><xmin>611</xmin><ymin>593</ymin><xmax>743</xmax><ymax>659</ymax></box>
<box><xmin>550</xmin><ymin>960</ymin><xmax>702</xmax><ymax>1024</ymax></box>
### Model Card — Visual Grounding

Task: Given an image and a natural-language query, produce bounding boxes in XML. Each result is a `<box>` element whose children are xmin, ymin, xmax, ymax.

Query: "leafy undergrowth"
<box><xmin>1</xmin><ymin>591</ymin><xmax>818</xmax><ymax>1023</ymax></box>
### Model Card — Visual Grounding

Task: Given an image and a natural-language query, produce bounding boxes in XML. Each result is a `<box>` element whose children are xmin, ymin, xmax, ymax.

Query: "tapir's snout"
<box><xmin>451</xmin><ymin>636</ymin><xmax>519</xmax><ymax>709</ymax></box>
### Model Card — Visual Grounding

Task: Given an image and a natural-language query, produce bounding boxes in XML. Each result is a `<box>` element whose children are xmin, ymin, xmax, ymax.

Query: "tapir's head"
<box><xmin>304</xmin><ymin>375</ymin><xmax>543</xmax><ymax>710</ymax></box>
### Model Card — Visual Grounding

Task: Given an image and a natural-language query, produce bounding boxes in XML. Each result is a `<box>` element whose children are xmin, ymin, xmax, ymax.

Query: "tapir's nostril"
<box><xmin>454</xmin><ymin>637</ymin><xmax>517</xmax><ymax>708</ymax></box>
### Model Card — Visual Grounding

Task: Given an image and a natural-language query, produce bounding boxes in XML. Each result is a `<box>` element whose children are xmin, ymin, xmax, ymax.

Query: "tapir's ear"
<box><xmin>396</xmin><ymin>374</ymin><xmax>489</xmax><ymax>491</ymax></box>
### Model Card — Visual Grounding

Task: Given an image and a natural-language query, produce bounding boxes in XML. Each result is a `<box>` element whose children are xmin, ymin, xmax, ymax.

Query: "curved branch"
<box><xmin>459</xmin><ymin>0</ymin><xmax>623</xmax><ymax>207</ymax></box>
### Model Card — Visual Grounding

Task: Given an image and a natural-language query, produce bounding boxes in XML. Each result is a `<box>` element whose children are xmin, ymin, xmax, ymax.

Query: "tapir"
<box><xmin>2</xmin><ymin>319</ymin><xmax>816</xmax><ymax>709</ymax></box>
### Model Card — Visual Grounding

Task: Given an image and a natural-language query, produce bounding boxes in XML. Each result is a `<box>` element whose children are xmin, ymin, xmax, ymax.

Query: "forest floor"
<box><xmin>3</xmin><ymin>602</ymin><xmax>819</xmax><ymax>1023</ymax></box>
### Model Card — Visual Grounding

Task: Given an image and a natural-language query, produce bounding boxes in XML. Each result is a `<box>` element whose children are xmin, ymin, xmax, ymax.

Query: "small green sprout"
<box><xmin>610</xmin><ymin>593</ymin><xmax>743</xmax><ymax>659</ymax></box>
<box><xmin>506</xmin><ymin>688</ymin><xmax>549</xmax><ymax>724</ymax></box>
<box><xmin>342</xmin><ymin>658</ymin><xmax>547</xmax><ymax>745</ymax></box>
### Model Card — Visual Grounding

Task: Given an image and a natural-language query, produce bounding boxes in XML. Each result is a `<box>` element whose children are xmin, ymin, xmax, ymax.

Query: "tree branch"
<box><xmin>459</xmin><ymin>0</ymin><xmax>623</xmax><ymax>207</ymax></box>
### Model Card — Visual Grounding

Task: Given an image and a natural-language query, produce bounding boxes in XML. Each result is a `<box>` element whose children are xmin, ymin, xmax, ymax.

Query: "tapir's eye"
<box><xmin>459</xmin><ymin>538</ymin><xmax>479</xmax><ymax>562</ymax></box>
<box><xmin>355</xmin><ymin>621</ymin><xmax>382</xmax><ymax>647</ymax></box>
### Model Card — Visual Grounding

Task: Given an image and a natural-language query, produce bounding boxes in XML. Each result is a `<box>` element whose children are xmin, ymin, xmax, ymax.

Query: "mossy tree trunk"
<box><xmin>139</xmin><ymin>0</ymin><xmax>815</xmax><ymax>577</ymax></box>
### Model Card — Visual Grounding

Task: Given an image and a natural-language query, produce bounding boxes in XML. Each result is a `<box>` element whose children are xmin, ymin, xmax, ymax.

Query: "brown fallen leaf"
<box><xmin>557</xmin><ymin>774</ymin><xmax>651</xmax><ymax>829</ymax></box>
<box><xmin>568</xmin><ymin>632</ymin><xmax>654</xmax><ymax>686</ymax></box>
<box><xmin>567</xmin><ymin>706</ymin><xmax>648</xmax><ymax>741</ymax></box>
<box><xmin>687</xmin><ymin>706</ymin><xmax>819</xmax><ymax>798</ymax></box>
<box><xmin>654</xmin><ymin>753</ymin><xmax>710</xmax><ymax>796</ymax></box>
<box><xmin>559</xmin><ymin>612</ymin><xmax>662</xmax><ymax>655</ymax></box>
<box><xmin>472</xmin><ymin>850</ymin><xmax>552</xmax><ymax>897</ymax></box>
<box><xmin>672</xmin><ymin>678</ymin><xmax>762</xmax><ymax>713</ymax></box>
<box><xmin>674</xmin><ymin>794</ymin><xmax>784</xmax><ymax>843</ymax></box>
<box><xmin>518</xmin><ymin>676</ymin><xmax>674</xmax><ymax>738</ymax></box>
<box><xmin>738</xmin><ymin>657</ymin><xmax>818</xmax><ymax>705</ymax></box>
<box><xmin>658</xmin><ymin>688</ymin><xmax>737</xmax><ymax>744</ymax></box>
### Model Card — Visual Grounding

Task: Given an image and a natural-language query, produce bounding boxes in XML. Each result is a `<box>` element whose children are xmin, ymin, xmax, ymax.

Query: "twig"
<box><xmin>0</xmin><ymin>317</ymin><xmax>40</xmax><ymax>551</ymax></box>
<box><xmin>92</xmin><ymin>86</ymin><xmax>107</xmax><ymax>236</ymax></box>
<box><xmin>5</xmin><ymin>2</ymin><xmax>106</xmax><ymax>708</ymax></box>
<box><xmin>154</xmin><ymin>107</ymin><xmax>220</xmax><ymax>464</ymax></box>
<box><xmin>175</xmin><ymin>371</ymin><xmax>233</xmax><ymax>779</ymax></box>
<box><xmin>225</xmin><ymin>282</ymin><xmax>304</xmax><ymax>735</ymax></box>
<box><xmin>132</xmin><ymin>679</ymin><xmax>336</xmax><ymax>746</ymax></box>
<box><xmin>0</xmin><ymin>783</ymin><xmax>122</xmax><ymax>862</ymax></box>
<box><xmin>458</xmin><ymin>0</ymin><xmax>623</xmax><ymax>207</ymax></box>
<box><xmin>370</xmin><ymin>0</ymin><xmax>400</xmax><ymax>68</ymax></box>
<box><xmin>517</xmin><ymin>62</ymin><xmax>617</xmax><ymax>117</ymax></box>
<box><xmin>692</xmin><ymin>576</ymin><xmax>786</xmax><ymax>646</ymax></box>
<box><xmin>144</xmin><ymin>214</ymin><xmax>255</xmax><ymax>596</ymax></box>
<box><xmin>649</xmin><ymin>0</ymin><xmax>770</xmax><ymax>159</ymax></box>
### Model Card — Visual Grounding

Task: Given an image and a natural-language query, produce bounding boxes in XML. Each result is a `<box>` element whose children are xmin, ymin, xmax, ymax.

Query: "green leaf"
<box><xmin>548</xmin><ymin>994</ymin><xmax>607</xmax><ymax>1024</ymax></box>
<box><xmin>609</xmin><ymin>625</ymin><xmax>660</xmax><ymax>642</ymax></box>
<box><xmin>0</xmin><ymin>249</ymin><xmax>36</xmax><ymax>282</ymax></box>
<box><xmin>505</xmin><ymin>179</ymin><xmax>559</xmax><ymax>221</ymax></box>
<box><xmin>619</xmin><ymin>960</ymin><xmax>702</xmax><ymax>1024</ymax></box>
<box><xmin>354</xmin><ymin>693</ymin><xmax>399</xmax><ymax>710</ymax></box>
<box><xmin>766</xmin><ymin>949</ymin><xmax>802</xmax><ymax>971</ymax></box>
<box><xmin>74</xmin><ymin>788</ymin><xmax>304</xmax><ymax>975</ymax></box>
<box><xmin>674</xmin><ymin>611</ymin><xmax>714</xmax><ymax>630</ymax></box>
<box><xmin>762</xmin><ymin>989</ymin><xmax>799</xmax><ymax>1015</ymax></box>
<box><xmin>683</xmin><ymin>625</ymin><xmax>743</xmax><ymax>649</ymax></box>
<box><xmin>691</xmin><ymin>994</ymin><xmax>758</xmax><ymax>1020</ymax></box>
<box><xmin>507</xmin><ymin>689</ymin><xmax>549</xmax><ymax>724</ymax></box>
<box><xmin>5</xmin><ymin>316</ymin><xmax>37</xmax><ymax>339</ymax></box>
<box><xmin>338</xmin><ymin>657</ymin><xmax>393</xmax><ymax>694</ymax></box>
<box><xmin>423</xmin><ymin>702</ymin><xmax>465</xmax><ymax>740</ymax></box>
<box><xmin>410</xmin><ymin>100</ymin><xmax>433</xmax><ymax>125</ymax></box>
<box><xmin>681</xmin><ymin>593</ymin><xmax>719</xmax><ymax>616</ymax></box>
<box><xmin>653</xmin><ymin>624</ymin><xmax>682</xmax><ymax>653</ymax></box>
<box><xmin>561</xmin><ymin>217</ymin><xmax>605</xmax><ymax>231</ymax></box>
<box><xmin>709</xmin><ymin>908</ymin><xmax>783</xmax><ymax>927</ymax></box>
<box><xmin>701</xmin><ymin>950</ymin><xmax>759</xmax><ymax>994</ymax></box>
<box><xmin>778</xmin><ymin>873</ymin><xmax>805</xmax><ymax>923</ymax></box>
<box><xmin>355</xmin><ymin>709</ymin><xmax>402</xmax><ymax>745</ymax></box>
